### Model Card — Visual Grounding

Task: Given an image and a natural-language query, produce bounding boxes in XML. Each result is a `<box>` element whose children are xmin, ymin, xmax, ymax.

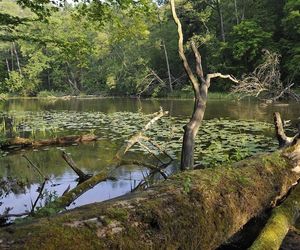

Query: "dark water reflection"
<box><xmin>0</xmin><ymin>97</ymin><xmax>298</xmax><ymax>216</ymax></box>
<box><xmin>1</xmin><ymin>97</ymin><xmax>299</xmax><ymax>121</ymax></box>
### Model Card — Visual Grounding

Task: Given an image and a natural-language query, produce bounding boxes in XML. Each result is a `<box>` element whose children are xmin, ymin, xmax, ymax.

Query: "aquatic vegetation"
<box><xmin>0</xmin><ymin>110</ymin><xmax>282</xmax><ymax>166</ymax></box>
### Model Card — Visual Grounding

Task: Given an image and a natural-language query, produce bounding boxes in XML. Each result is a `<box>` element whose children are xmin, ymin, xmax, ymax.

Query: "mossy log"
<box><xmin>33</xmin><ymin>166</ymin><xmax>111</xmax><ymax>217</ymax></box>
<box><xmin>0</xmin><ymin>134</ymin><xmax>98</xmax><ymax>151</ymax></box>
<box><xmin>250</xmin><ymin>144</ymin><xmax>300</xmax><ymax>250</ymax></box>
<box><xmin>0</xmin><ymin>141</ymin><xmax>300</xmax><ymax>249</ymax></box>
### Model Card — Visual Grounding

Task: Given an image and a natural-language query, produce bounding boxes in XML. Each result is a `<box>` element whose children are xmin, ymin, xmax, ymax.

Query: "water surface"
<box><xmin>0</xmin><ymin>97</ymin><xmax>298</xmax><ymax>217</ymax></box>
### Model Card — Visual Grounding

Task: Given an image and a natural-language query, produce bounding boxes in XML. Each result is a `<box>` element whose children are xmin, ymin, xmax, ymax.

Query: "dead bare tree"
<box><xmin>137</xmin><ymin>68</ymin><xmax>168</xmax><ymax>97</ymax></box>
<box><xmin>170</xmin><ymin>0</ymin><xmax>238</xmax><ymax>170</ymax></box>
<box><xmin>232</xmin><ymin>50</ymin><xmax>300</xmax><ymax>102</ymax></box>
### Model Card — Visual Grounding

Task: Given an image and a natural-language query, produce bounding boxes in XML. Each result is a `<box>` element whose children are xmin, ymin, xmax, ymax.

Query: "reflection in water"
<box><xmin>0</xmin><ymin>98</ymin><xmax>299</xmax><ymax>217</ymax></box>
<box><xmin>0</xmin><ymin>97</ymin><xmax>299</xmax><ymax>122</ymax></box>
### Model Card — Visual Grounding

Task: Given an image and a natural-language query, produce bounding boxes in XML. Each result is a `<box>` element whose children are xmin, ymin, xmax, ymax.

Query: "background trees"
<box><xmin>0</xmin><ymin>0</ymin><xmax>298</xmax><ymax>96</ymax></box>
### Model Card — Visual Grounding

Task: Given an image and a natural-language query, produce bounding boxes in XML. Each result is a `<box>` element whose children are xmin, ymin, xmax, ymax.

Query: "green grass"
<box><xmin>166</xmin><ymin>90</ymin><xmax>239</xmax><ymax>100</ymax></box>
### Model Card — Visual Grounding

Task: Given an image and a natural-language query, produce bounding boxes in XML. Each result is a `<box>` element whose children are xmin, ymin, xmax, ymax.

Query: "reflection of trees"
<box><xmin>220</xmin><ymin>100</ymin><xmax>300</xmax><ymax>123</ymax></box>
<box><xmin>0</xmin><ymin>177</ymin><xmax>26</xmax><ymax>197</ymax></box>
<box><xmin>0</xmin><ymin>139</ymin><xmax>119</xmax><ymax>187</ymax></box>
<box><xmin>220</xmin><ymin>100</ymin><xmax>270</xmax><ymax>121</ymax></box>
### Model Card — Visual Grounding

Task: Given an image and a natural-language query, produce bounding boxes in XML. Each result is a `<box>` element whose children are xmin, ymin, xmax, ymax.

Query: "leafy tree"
<box><xmin>228</xmin><ymin>20</ymin><xmax>272</xmax><ymax>72</ymax></box>
<box><xmin>281</xmin><ymin>0</ymin><xmax>300</xmax><ymax>84</ymax></box>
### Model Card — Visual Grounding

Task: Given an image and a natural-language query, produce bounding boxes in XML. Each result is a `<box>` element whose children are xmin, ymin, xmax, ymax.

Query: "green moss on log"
<box><xmin>250</xmin><ymin>181</ymin><xmax>300</xmax><ymax>250</ymax></box>
<box><xmin>0</xmin><ymin>144</ymin><xmax>299</xmax><ymax>250</ymax></box>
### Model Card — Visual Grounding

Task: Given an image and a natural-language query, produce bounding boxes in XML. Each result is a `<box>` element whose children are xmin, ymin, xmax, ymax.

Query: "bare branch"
<box><xmin>170</xmin><ymin>0</ymin><xmax>201</xmax><ymax>99</ymax></box>
<box><xmin>274</xmin><ymin>112</ymin><xmax>299</xmax><ymax>148</ymax></box>
<box><xmin>190</xmin><ymin>41</ymin><xmax>205</xmax><ymax>84</ymax></box>
<box><xmin>232</xmin><ymin>50</ymin><xmax>299</xmax><ymax>102</ymax></box>
<box><xmin>206</xmin><ymin>73</ymin><xmax>239</xmax><ymax>83</ymax></box>
<box><xmin>62</xmin><ymin>151</ymin><xmax>92</xmax><ymax>182</ymax></box>
<box><xmin>143</xmin><ymin>108</ymin><xmax>168</xmax><ymax>132</ymax></box>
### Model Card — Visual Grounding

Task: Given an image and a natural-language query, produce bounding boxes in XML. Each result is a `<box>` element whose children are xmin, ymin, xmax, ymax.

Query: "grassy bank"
<box><xmin>166</xmin><ymin>89</ymin><xmax>238</xmax><ymax>100</ymax></box>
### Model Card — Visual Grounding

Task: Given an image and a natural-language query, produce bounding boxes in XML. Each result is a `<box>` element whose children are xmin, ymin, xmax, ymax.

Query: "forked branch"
<box><xmin>170</xmin><ymin>0</ymin><xmax>239</xmax><ymax>170</ymax></box>
<box><xmin>170</xmin><ymin>0</ymin><xmax>201</xmax><ymax>99</ymax></box>
<box><xmin>274</xmin><ymin>112</ymin><xmax>299</xmax><ymax>148</ymax></box>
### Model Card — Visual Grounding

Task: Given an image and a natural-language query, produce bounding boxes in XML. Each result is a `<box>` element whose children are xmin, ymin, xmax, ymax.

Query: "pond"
<box><xmin>0</xmin><ymin>97</ymin><xmax>299</xmax><ymax>219</ymax></box>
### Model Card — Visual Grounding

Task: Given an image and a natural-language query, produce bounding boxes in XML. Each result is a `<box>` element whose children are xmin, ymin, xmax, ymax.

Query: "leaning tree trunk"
<box><xmin>170</xmin><ymin>0</ymin><xmax>238</xmax><ymax>170</ymax></box>
<box><xmin>0</xmin><ymin>140</ymin><xmax>300</xmax><ymax>249</ymax></box>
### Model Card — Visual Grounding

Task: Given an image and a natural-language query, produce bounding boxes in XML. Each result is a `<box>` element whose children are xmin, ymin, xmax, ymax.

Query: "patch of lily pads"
<box><xmin>0</xmin><ymin>110</ymin><xmax>284</xmax><ymax>167</ymax></box>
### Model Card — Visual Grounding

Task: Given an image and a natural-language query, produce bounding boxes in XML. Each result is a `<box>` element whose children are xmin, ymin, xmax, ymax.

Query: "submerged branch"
<box><xmin>1</xmin><ymin>141</ymin><xmax>300</xmax><ymax>249</ymax></box>
<box><xmin>62</xmin><ymin>151</ymin><xmax>92</xmax><ymax>182</ymax></box>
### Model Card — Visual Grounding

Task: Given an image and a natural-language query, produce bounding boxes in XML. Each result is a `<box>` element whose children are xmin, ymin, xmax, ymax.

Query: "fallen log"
<box><xmin>33</xmin><ymin>166</ymin><xmax>111</xmax><ymax>217</ymax></box>
<box><xmin>250</xmin><ymin>142</ymin><xmax>300</xmax><ymax>250</ymax></box>
<box><xmin>33</xmin><ymin>109</ymin><xmax>169</xmax><ymax>216</ymax></box>
<box><xmin>0</xmin><ymin>140</ymin><xmax>300</xmax><ymax>250</ymax></box>
<box><xmin>0</xmin><ymin>134</ymin><xmax>98</xmax><ymax>151</ymax></box>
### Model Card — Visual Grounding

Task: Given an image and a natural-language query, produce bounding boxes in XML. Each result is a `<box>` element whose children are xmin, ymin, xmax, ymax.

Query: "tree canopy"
<box><xmin>0</xmin><ymin>0</ymin><xmax>298</xmax><ymax>96</ymax></box>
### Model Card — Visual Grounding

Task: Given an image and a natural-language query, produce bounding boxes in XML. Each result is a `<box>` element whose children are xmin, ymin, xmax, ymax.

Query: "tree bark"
<box><xmin>1</xmin><ymin>141</ymin><xmax>300</xmax><ymax>249</ymax></box>
<box><xmin>5</xmin><ymin>58</ymin><xmax>10</xmax><ymax>73</ymax></box>
<box><xmin>62</xmin><ymin>151</ymin><xmax>92</xmax><ymax>182</ymax></box>
<box><xmin>171</xmin><ymin>0</ymin><xmax>237</xmax><ymax>170</ymax></box>
<box><xmin>250</xmin><ymin>180</ymin><xmax>300</xmax><ymax>250</ymax></box>
<box><xmin>10</xmin><ymin>44</ymin><xmax>14</xmax><ymax>71</ymax></box>
<box><xmin>1</xmin><ymin>134</ymin><xmax>98</xmax><ymax>151</ymax></box>
<box><xmin>274</xmin><ymin>112</ymin><xmax>299</xmax><ymax>148</ymax></box>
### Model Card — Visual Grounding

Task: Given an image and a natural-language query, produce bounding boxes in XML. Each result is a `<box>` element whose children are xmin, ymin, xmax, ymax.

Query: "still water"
<box><xmin>0</xmin><ymin>97</ymin><xmax>299</xmax><ymax>216</ymax></box>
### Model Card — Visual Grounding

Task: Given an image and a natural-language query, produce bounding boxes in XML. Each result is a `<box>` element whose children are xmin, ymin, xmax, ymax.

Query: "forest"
<box><xmin>0</xmin><ymin>0</ymin><xmax>299</xmax><ymax>249</ymax></box>
<box><xmin>0</xmin><ymin>0</ymin><xmax>299</xmax><ymax>97</ymax></box>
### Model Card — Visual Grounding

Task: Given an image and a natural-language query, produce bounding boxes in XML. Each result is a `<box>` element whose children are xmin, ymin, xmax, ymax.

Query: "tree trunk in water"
<box><xmin>1</xmin><ymin>141</ymin><xmax>300</xmax><ymax>249</ymax></box>
<box><xmin>170</xmin><ymin>0</ymin><xmax>237</xmax><ymax>170</ymax></box>
<box><xmin>181</xmin><ymin>98</ymin><xmax>207</xmax><ymax>170</ymax></box>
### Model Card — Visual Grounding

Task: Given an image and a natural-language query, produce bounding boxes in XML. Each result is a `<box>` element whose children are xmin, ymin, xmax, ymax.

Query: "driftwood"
<box><xmin>30</xmin><ymin>179</ymin><xmax>47</xmax><ymax>214</ymax></box>
<box><xmin>22</xmin><ymin>154</ymin><xmax>48</xmax><ymax>181</ymax></box>
<box><xmin>115</xmin><ymin>108</ymin><xmax>169</xmax><ymax>160</ymax></box>
<box><xmin>62</xmin><ymin>151</ymin><xmax>92</xmax><ymax>182</ymax></box>
<box><xmin>0</xmin><ymin>140</ymin><xmax>300</xmax><ymax>249</ymax></box>
<box><xmin>248</xmin><ymin>113</ymin><xmax>300</xmax><ymax>249</ymax></box>
<box><xmin>274</xmin><ymin>112</ymin><xmax>299</xmax><ymax>148</ymax></box>
<box><xmin>1</xmin><ymin>134</ymin><xmax>98</xmax><ymax>151</ymax></box>
<box><xmin>33</xmin><ymin>109</ymin><xmax>169</xmax><ymax>216</ymax></box>
<box><xmin>33</xmin><ymin>166</ymin><xmax>111</xmax><ymax>217</ymax></box>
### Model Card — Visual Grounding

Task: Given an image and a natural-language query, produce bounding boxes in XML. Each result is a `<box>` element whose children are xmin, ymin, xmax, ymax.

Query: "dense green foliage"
<box><xmin>0</xmin><ymin>0</ymin><xmax>298</xmax><ymax>96</ymax></box>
